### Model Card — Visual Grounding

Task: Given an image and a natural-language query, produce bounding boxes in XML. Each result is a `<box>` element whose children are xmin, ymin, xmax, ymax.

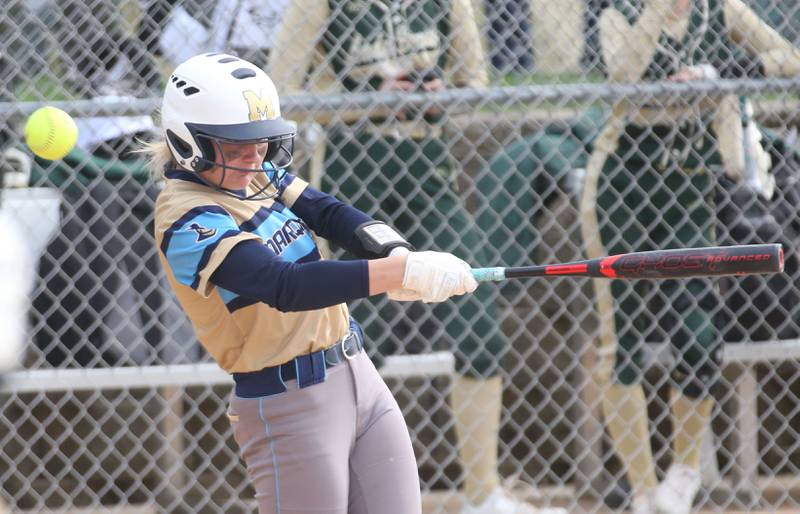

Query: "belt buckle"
<box><xmin>341</xmin><ymin>331</ymin><xmax>358</xmax><ymax>360</ymax></box>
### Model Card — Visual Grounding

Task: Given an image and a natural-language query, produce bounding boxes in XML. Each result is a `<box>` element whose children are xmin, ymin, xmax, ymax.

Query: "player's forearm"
<box><xmin>267</xmin><ymin>0</ymin><xmax>328</xmax><ymax>92</ymax></box>
<box><xmin>599</xmin><ymin>4</ymin><xmax>669</xmax><ymax>82</ymax></box>
<box><xmin>448</xmin><ymin>0</ymin><xmax>489</xmax><ymax>88</ymax></box>
<box><xmin>725</xmin><ymin>0</ymin><xmax>800</xmax><ymax>77</ymax></box>
<box><xmin>212</xmin><ymin>241</ymin><xmax>409</xmax><ymax>310</ymax></box>
<box><xmin>211</xmin><ymin>241</ymin><xmax>370</xmax><ymax>311</ymax></box>
<box><xmin>367</xmin><ymin>254</ymin><xmax>408</xmax><ymax>295</ymax></box>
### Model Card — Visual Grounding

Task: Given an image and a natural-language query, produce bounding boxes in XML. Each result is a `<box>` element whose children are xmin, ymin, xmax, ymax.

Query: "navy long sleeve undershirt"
<box><xmin>211</xmin><ymin>240</ymin><xmax>369</xmax><ymax>312</ymax></box>
<box><xmin>210</xmin><ymin>184</ymin><xmax>377</xmax><ymax>312</ymax></box>
<box><xmin>289</xmin><ymin>186</ymin><xmax>375</xmax><ymax>257</ymax></box>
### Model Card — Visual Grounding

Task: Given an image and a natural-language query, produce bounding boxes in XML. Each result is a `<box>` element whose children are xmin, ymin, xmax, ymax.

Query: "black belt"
<box><xmin>233</xmin><ymin>330</ymin><xmax>364</xmax><ymax>398</ymax></box>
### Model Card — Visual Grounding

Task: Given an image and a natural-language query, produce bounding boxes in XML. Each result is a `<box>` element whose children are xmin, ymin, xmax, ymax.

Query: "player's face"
<box><xmin>202</xmin><ymin>141</ymin><xmax>269</xmax><ymax>191</ymax></box>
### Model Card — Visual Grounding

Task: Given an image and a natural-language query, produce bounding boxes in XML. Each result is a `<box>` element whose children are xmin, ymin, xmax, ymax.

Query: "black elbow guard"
<box><xmin>353</xmin><ymin>221</ymin><xmax>414</xmax><ymax>258</ymax></box>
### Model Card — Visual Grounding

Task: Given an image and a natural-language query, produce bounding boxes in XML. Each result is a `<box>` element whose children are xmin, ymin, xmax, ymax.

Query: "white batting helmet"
<box><xmin>161</xmin><ymin>53</ymin><xmax>295</xmax><ymax>191</ymax></box>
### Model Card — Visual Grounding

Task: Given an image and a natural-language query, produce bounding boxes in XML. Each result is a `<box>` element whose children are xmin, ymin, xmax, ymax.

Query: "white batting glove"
<box><xmin>398</xmin><ymin>251</ymin><xmax>478</xmax><ymax>303</ymax></box>
<box><xmin>386</xmin><ymin>247</ymin><xmax>425</xmax><ymax>301</ymax></box>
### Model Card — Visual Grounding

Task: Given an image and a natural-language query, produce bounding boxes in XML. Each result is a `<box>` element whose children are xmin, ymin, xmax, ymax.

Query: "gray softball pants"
<box><xmin>227</xmin><ymin>351</ymin><xmax>422</xmax><ymax>513</ymax></box>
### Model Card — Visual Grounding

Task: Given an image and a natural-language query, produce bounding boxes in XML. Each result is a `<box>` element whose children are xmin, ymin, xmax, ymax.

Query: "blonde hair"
<box><xmin>136</xmin><ymin>138</ymin><xmax>177</xmax><ymax>180</ymax></box>
<box><xmin>134</xmin><ymin>110</ymin><xmax>179</xmax><ymax>180</ymax></box>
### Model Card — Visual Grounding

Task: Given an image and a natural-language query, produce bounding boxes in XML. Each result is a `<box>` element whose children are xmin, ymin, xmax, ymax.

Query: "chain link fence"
<box><xmin>1</xmin><ymin>0</ymin><xmax>800</xmax><ymax>512</ymax></box>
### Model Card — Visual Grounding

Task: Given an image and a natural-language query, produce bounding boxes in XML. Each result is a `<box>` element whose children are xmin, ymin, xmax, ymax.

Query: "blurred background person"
<box><xmin>586</xmin><ymin>1</ymin><xmax>800</xmax><ymax>512</ymax></box>
<box><xmin>267</xmin><ymin>1</ymin><xmax>565</xmax><ymax>512</ymax></box>
<box><xmin>483</xmin><ymin>0</ymin><xmax>800</xmax><ymax>512</ymax></box>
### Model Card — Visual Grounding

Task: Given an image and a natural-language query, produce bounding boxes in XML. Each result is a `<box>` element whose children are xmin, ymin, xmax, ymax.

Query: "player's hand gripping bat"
<box><xmin>471</xmin><ymin>244</ymin><xmax>784</xmax><ymax>282</ymax></box>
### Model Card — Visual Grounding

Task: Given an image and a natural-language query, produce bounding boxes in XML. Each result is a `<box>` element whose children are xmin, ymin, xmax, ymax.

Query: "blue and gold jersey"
<box><xmin>155</xmin><ymin>170</ymin><xmax>350</xmax><ymax>372</ymax></box>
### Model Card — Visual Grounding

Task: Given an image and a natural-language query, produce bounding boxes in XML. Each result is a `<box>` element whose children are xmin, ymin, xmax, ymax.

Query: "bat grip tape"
<box><xmin>471</xmin><ymin>267</ymin><xmax>506</xmax><ymax>282</ymax></box>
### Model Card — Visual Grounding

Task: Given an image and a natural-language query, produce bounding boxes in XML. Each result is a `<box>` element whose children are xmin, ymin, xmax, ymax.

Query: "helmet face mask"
<box><xmin>192</xmin><ymin>134</ymin><xmax>295</xmax><ymax>201</ymax></box>
<box><xmin>161</xmin><ymin>53</ymin><xmax>296</xmax><ymax>200</ymax></box>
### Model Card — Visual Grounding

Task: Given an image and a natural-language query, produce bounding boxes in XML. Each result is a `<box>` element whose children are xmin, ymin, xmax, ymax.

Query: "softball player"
<box><xmin>146</xmin><ymin>53</ymin><xmax>479</xmax><ymax>514</ymax></box>
<box><xmin>483</xmin><ymin>0</ymin><xmax>800</xmax><ymax>512</ymax></box>
<box><xmin>266</xmin><ymin>3</ymin><xmax>564</xmax><ymax>512</ymax></box>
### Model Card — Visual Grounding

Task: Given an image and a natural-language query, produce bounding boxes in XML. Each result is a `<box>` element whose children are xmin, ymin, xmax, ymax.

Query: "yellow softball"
<box><xmin>24</xmin><ymin>106</ymin><xmax>79</xmax><ymax>161</ymax></box>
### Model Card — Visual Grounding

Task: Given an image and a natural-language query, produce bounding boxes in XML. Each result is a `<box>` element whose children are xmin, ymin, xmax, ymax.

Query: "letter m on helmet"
<box><xmin>243</xmin><ymin>90</ymin><xmax>277</xmax><ymax>121</ymax></box>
